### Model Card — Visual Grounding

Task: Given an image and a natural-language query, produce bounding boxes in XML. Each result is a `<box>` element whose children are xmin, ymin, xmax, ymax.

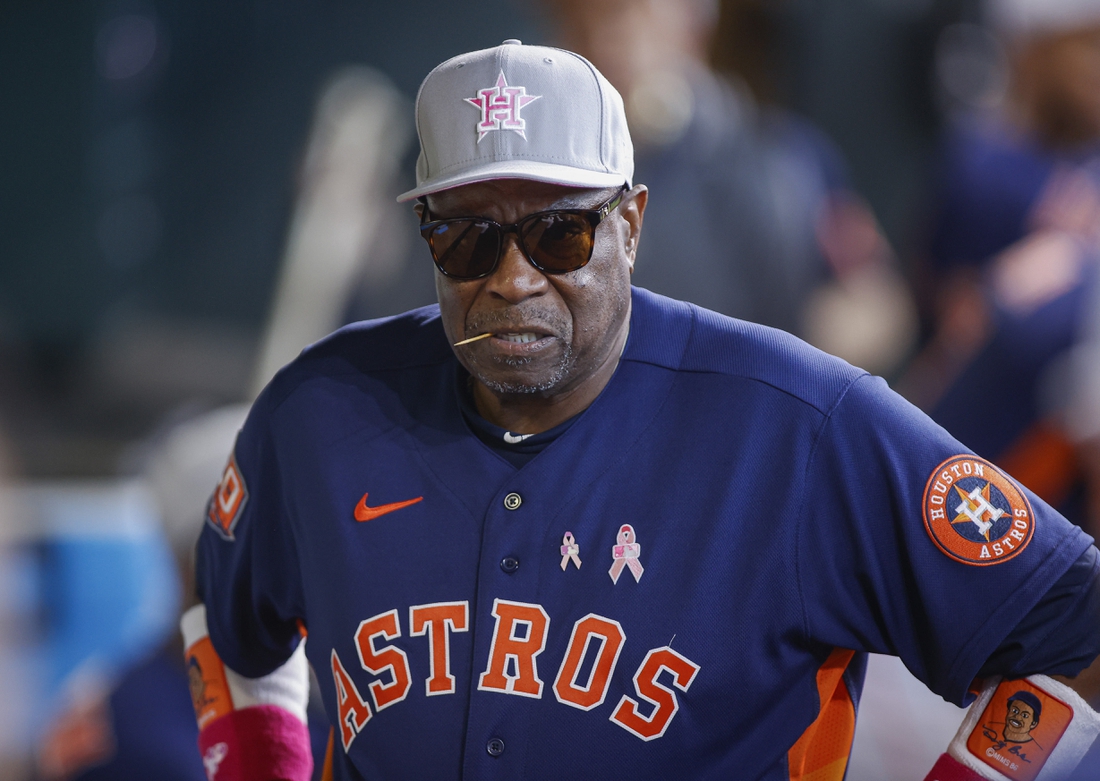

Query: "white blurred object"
<box><xmin>848</xmin><ymin>654</ymin><xmax>967</xmax><ymax>780</ymax></box>
<box><xmin>935</xmin><ymin>23</ymin><xmax>1010</xmax><ymax>111</ymax></box>
<box><xmin>988</xmin><ymin>0</ymin><xmax>1100</xmax><ymax>37</ymax></box>
<box><xmin>989</xmin><ymin>231</ymin><xmax>1086</xmax><ymax>316</ymax></box>
<box><xmin>627</xmin><ymin>68</ymin><xmax>695</xmax><ymax>146</ymax></box>
<box><xmin>1053</xmin><ymin>273</ymin><xmax>1100</xmax><ymax>444</ymax></box>
<box><xmin>143</xmin><ymin>404</ymin><xmax>250</xmax><ymax>555</ymax></box>
<box><xmin>17</xmin><ymin>479</ymin><xmax>161</xmax><ymax>539</ymax></box>
<box><xmin>1064</xmin><ymin>351</ymin><xmax>1100</xmax><ymax>444</ymax></box>
<box><xmin>803</xmin><ymin>194</ymin><xmax>919</xmax><ymax>377</ymax></box>
<box><xmin>802</xmin><ymin>265</ymin><xmax>919</xmax><ymax>377</ymax></box>
<box><xmin>250</xmin><ymin>67</ymin><xmax>410</xmax><ymax>395</ymax></box>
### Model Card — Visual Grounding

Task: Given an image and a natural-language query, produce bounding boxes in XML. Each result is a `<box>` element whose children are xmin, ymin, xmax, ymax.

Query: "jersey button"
<box><xmin>486</xmin><ymin>737</ymin><xmax>505</xmax><ymax>757</ymax></box>
<box><xmin>503</xmin><ymin>492</ymin><xmax>522</xmax><ymax>510</ymax></box>
<box><xmin>500</xmin><ymin>556</ymin><xmax>520</xmax><ymax>574</ymax></box>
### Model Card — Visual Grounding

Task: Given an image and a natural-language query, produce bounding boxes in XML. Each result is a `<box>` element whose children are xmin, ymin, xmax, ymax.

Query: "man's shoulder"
<box><xmin>263</xmin><ymin>304</ymin><xmax>450</xmax><ymax>404</ymax></box>
<box><xmin>629</xmin><ymin>288</ymin><xmax>866</xmax><ymax>415</ymax></box>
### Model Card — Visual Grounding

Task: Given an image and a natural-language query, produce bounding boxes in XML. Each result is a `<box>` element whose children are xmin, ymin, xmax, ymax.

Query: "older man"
<box><xmin>185</xmin><ymin>41</ymin><xmax>1100</xmax><ymax>781</ymax></box>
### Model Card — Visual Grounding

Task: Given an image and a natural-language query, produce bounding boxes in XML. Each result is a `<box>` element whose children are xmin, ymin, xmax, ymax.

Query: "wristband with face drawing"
<box><xmin>923</xmin><ymin>674</ymin><xmax>1100</xmax><ymax>781</ymax></box>
<box><xmin>181</xmin><ymin>604</ymin><xmax>313</xmax><ymax>781</ymax></box>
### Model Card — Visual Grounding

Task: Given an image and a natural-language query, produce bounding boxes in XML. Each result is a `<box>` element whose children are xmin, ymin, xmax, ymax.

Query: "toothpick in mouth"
<box><xmin>453</xmin><ymin>333</ymin><xmax>493</xmax><ymax>347</ymax></box>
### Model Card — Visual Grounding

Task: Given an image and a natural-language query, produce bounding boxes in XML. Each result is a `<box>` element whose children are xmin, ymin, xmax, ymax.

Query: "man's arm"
<box><xmin>924</xmin><ymin>547</ymin><xmax>1100</xmax><ymax>780</ymax></box>
<box><xmin>182</xmin><ymin>604</ymin><xmax>313</xmax><ymax>781</ymax></box>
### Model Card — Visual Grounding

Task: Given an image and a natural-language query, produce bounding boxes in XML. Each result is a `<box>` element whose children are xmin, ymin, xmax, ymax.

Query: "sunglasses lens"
<box><xmin>424</xmin><ymin>206</ymin><xmax>602</xmax><ymax>279</ymax></box>
<box><xmin>428</xmin><ymin>220</ymin><xmax>500</xmax><ymax>279</ymax></box>
<box><xmin>523</xmin><ymin>213</ymin><xmax>595</xmax><ymax>273</ymax></box>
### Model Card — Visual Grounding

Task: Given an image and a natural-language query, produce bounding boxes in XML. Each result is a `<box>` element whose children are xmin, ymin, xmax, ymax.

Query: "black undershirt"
<box><xmin>457</xmin><ymin>372</ymin><xmax>579</xmax><ymax>468</ymax></box>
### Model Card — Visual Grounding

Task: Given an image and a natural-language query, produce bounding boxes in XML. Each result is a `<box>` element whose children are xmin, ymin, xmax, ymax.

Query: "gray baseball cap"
<box><xmin>397</xmin><ymin>39</ymin><xmax>634</xmax><ymax>203</ymax></box>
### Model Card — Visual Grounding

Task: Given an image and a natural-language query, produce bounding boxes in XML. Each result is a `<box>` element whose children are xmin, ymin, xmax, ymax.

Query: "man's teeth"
<box><xmin>498</xmin><ymin>333</ymin><xmax>539</xmax><ymax>344</ymax></box>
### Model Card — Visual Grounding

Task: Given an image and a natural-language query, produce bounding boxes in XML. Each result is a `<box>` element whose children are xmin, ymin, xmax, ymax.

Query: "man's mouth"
<box><xmin>497</xmin><ymin>332</ymin><xmax>540</xmax><ymax>344</ymax></box>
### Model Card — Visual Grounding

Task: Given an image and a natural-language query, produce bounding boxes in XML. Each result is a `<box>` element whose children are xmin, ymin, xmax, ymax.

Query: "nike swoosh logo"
<box><xmin>503</xmin><ymin>432</ymin><xmax>532</xmax><ymax>444</ymax></box>
<box><xmin>354</xmin><ymin>493</ymin><xmax>423</xmax><ymax>522</ymax></box>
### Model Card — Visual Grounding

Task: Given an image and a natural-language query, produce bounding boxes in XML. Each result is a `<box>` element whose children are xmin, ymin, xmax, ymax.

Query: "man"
<box><xmin>186</xmin><ymin>41</ymin><xmax>1100</xmax><ymax>780</ymax></box>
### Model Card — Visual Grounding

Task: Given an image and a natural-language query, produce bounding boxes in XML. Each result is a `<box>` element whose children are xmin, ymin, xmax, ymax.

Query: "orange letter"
<box><xmin>553</xmin><ymin>614</ymin><xmax>625</xmax><ymax>710</ymax></box>
<box><xmin>477</xmin><ymin>599</ymin><xmax>549</xmax><ymax>698</ymax></box>
<box><xmin>331</xmin><ymin>649</ymin><xmax>371</xmax><ymax>752</ymax></box>
<box><xmin>409</xmin><ymin>601</ymin><xmax>469</xmax><ymax>696</ymax></box>
<box><xmin>354</xmin><ymin>609</ymin><xmax>411</xmax><ymax>712</ymax></box>
<box><xmin>610</xmin><ymin>646</ymin><xmax>700</xmax><ymax>741</ymax></box>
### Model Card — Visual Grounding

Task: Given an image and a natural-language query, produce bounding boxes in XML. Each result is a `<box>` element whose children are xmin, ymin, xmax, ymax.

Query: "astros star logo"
<box><xmin>464</xmin><ymin>70</ymin><xmax>541</xmax><ymax>142</ymax></box>
<box><xmin>950</xmin><ymin>482</ymin><xmax>1004</xmax><ymax>541</ymax></box>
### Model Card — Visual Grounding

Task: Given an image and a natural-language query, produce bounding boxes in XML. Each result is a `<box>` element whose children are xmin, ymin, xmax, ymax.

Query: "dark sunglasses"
<box><xmin>419</xmin><ymin>186</ymin><xmax>627</xmax><ymax>281</ymax></box>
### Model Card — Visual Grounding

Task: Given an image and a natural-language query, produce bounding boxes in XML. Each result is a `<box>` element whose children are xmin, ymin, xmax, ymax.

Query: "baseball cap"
<box><xmin>397</xmin><ymin>39</ymin><xmax>633</xmax><ymax>203</ymax></box>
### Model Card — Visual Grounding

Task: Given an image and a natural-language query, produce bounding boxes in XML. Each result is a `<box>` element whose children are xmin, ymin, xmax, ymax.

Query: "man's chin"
<box><xmin>478</xmin><ymin>371</ymin><xmax>568</xmax><ymax>396</ymax></box>
<box><xmin>471</xmin><ymin>352</ymin><xmax>574</xmax><ymax>397</ymax></box>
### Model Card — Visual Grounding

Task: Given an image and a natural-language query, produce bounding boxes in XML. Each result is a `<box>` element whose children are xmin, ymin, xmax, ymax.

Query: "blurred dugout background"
<box><xmin>0</xmin><ymin>0</ymin><xmax>964</xmax><ymax>474</ymax></box>
<box><xmin>2</xmin><ymin>0</ymin><xmax>1098</xmax><ymax>778</ymax></box>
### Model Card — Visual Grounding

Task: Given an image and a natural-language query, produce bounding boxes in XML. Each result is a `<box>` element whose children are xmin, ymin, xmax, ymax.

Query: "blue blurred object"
<box><xmin>72</xmin><ymin>645</ymin><xmax>206</xmax><ymax>781</ymax></box>
<box><xmin>20</xmin><ymin>480</ymin><xmax>180</xmax><ymax>729</ymax></box>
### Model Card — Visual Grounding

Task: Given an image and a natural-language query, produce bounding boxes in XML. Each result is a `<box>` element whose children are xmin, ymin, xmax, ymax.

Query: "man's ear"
<box><xmin>621</xmin><ymin>184</ymin><xmax>648</xmax><ymax>272</ymax></box>
<box><xmin>413</xmin><ymin>201</ymin><xmax>426</xmax><ymax>220</ymax></box>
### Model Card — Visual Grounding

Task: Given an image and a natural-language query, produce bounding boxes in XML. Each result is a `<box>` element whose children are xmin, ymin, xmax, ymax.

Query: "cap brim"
<box><xmin>396</xmin><ymin>160</ymin><xmax>628</xmax><ymax>202</ymax></box>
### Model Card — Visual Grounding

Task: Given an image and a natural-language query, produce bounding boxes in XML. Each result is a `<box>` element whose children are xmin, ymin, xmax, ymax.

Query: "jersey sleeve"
<box><xmin>796</xmin><ymin>373</ymin><xmax>1096</xmax><ymax>705</ymax></box>
<box><xmin>195</xmin><ymin>388</ymin><xmax>307</xmax><ymax>678</ymax></box>
<box><xmin>979</xmin><ymin>545</ymin><xmax>1100</xmax><ymax>679</ymax></box>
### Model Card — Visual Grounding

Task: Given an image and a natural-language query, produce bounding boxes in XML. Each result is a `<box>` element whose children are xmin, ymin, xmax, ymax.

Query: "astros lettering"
<box><xmin>330</xmin><ymin>599</ymin><xmax>700</xmax><ymax>752</ymax></box>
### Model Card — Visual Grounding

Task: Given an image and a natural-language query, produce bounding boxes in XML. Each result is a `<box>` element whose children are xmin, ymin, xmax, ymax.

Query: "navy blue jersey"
<box><xmin>196</xmin><ymin>288</ymin><xmax>1094</xmax><ymax>781</ymax></box>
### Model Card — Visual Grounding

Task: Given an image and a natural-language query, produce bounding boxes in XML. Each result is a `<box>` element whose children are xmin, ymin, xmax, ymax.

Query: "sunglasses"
<box><xmin>419</xmin><ymin>186</ymin><xmax>626</xmax><ymax>281</ymax></box>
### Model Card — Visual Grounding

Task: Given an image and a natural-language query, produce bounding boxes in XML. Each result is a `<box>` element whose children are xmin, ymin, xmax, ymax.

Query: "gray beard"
<box><xmin>475</xmin><ymin>347</ymin><xmax>576</xmax><ymax>395</ymax></box>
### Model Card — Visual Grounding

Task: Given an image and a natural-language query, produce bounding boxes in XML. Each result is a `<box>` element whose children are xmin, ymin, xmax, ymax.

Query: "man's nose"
<box><xmin>484</xmin><ymin>233</ymin><xmax>548</xmax><ymax>303</ymax></box>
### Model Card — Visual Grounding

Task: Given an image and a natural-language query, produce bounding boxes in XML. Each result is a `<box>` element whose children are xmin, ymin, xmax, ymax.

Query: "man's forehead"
<box><xmin>426</xmin><ymin>178</ymin><xmax>611</xmax><ymax>210</ymax></box>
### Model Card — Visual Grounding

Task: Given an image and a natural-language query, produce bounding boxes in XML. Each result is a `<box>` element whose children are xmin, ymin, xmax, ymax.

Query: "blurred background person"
<box><xmin>31</xmin><ymin>402</ymin><xmax>334</xmax><ymax>780</ymax></box>
<box><xmin>855</xmin><ymin>2</ymin><xmax>1100</xmax><ymax>778</ymax></box>
<box><xmin>31</xmin><ymin>408</ymin><xmax>249</xmax><ymax>781</ymax></box>
<box><xmin>538</xmin><ymin>0</ymin><xmax>918</xmax><ymax>377</ymax></box>
<box><xmin>1066</xmin><ymin>280</ymin><xmax>1100</xmax><ymax>538</ymax></box>
<box><xmin>903</xmin><ymin>0</ymin><xmax>1100</xmax><ymax>535</ymax></box>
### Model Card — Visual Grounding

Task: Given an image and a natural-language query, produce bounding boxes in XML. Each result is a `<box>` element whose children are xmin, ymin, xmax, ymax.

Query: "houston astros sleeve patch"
<box><xmin>922</xmin><ymin>455</ymin><xmax>1034</xmax><ymax>566</ymax></box>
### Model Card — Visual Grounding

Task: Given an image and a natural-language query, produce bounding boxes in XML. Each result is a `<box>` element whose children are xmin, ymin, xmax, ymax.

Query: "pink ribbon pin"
<box><xmin>560</xmin><ymin>531</ymin><xmax>582</xmax><ymax>571</ymax></box>
<box><xmin>608</xmin><ymin>524</ymin><xmax>644</xmax><ymax>584</ymax></box>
